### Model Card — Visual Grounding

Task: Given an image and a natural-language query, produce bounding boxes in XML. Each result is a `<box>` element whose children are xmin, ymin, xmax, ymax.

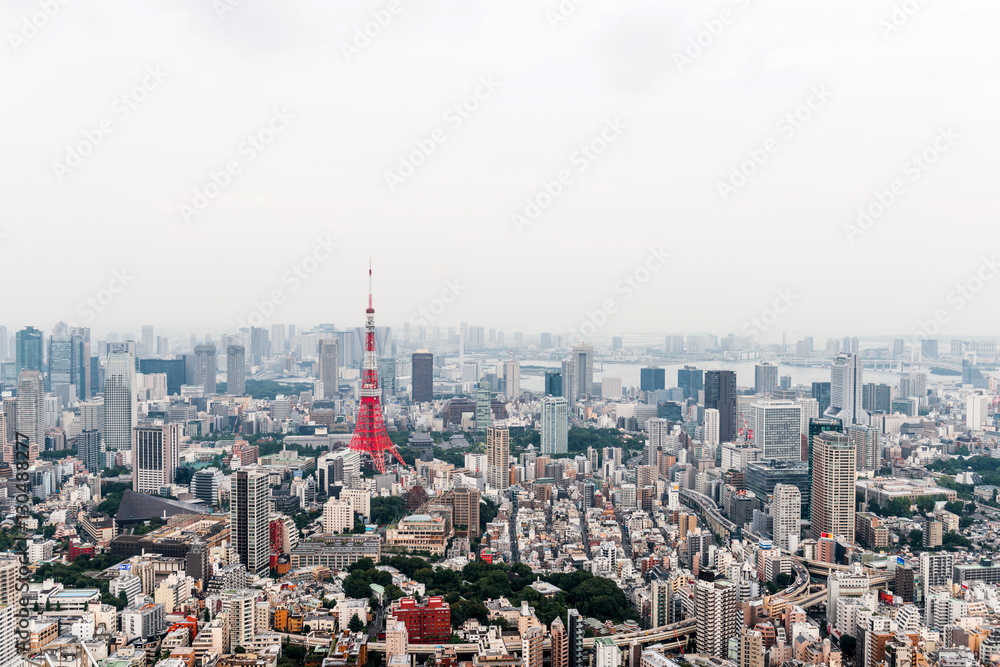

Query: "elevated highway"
<box><xmin>679</xmin><ymin>489</ymin><xmax>737</xmax><ymax>542</ymax></box>
<box><xmin>366</xmin><ymin>619</ymin><xmax>697</xmax><ymax>655</ymax></box>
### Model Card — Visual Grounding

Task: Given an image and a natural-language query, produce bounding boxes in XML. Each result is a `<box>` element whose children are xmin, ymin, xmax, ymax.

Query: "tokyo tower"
<box><xmin>349</xmin><ymin>263</ymin><xmax>407</xmax><ymax>474</ymax></box>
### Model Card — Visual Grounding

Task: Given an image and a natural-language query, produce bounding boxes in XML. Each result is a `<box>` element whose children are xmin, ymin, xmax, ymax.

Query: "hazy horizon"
<box><xmin>3</xmin><ymin>1</ymin><xmax>998</xmax><ymax>337</ymax></box>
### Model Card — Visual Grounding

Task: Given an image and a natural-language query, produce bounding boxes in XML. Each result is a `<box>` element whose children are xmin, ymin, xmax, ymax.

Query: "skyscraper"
<box><xmin>967</xmin><ymin>393</ymin><xmax>989</xmax><ymax>430</ymax></box>
<box><xmin>754</xmin><ymin>363</ymin><xmax>778</xmax><ymax>396</ymax></box>
<box><xmin>567</xmin><ymin>609</ymin><xmax>585</xmax><ymax>667</ymax></box>
<box><xmin>79</xmin><ymin>429</ymin><xmax>103</xmax><ymax>474</ymax></box>
<box><xmin>705</xmin><ymin>370</ymin><xmax>737</xmax><ymax>443</ymax></box>
<box><xmin>771</xmin><ymin>483</ymin><xmax>801</xmax><ymax>553</ymax></box>
<box><xmin>848</xmin><ymin>424</ymin><xmax>880</xmax><ymax>470</ymax></box>
<box><xmin>704</xmin><ymin>408</ymin><xmax>720</xmax><ymax>448</ymax></box>
<box><xmin>487</xmin><ymin>426</ymin><xmax>510</xmax><ymax>490</ymax></box>
<box><xmin>811</xmin><ymin>381</ymin><xmax>832</xmax><ymax>415</ymax></box>
<box><xmin>806</xmin><ymin>417</ymin><xmax>843</xmax><ymax>515</ymax></box>
<box><xmin>541</xmin><ymin>396</ymin><xmax>569</xmax><ymax>455</ymax></box>
<box><xmin>475</xmin><ymin>382</ymin><xmax>491</xmax><ymax>431</ymax></box>
<box><xmin>141</xmin><ymin>325</ymin><xmax>155</xmax><ymax>355</ymax></box>
<box><xmin>132</xmin><ymin>421</ymin><xmax>182</xmax><ymax>494</ymax></box>
<box><xmin>504</xmin><ymin>357</ymin><xmax>520</xmax><ymax>400</ymax></box>
<box><xmin>105</xmin><ymin>350</ymin><xmax>137</xmax><ymax>452</ymax></box>
<box><xmin>750</xmin><ymin>400</ymin><xmax>802</xmax><ymax>461</ymax></box>
<box><xmin>544</xmin><ymin>371</ymin><xmax>562</xmax><ymax>397</ymax></box>
<box><xmin>825</xmin><ymin>353</ymin><xmax>868</xmax><ymax>426</ymax></box>
<box><xmin>695</xmin><ymin>576</ymin><xmax>737</xmax><ymax>658</ymax></box>
<box><xmin>378</xmin><ymin>357</ymin><xmax>396</xmax><ymax>401</ymax></box>
<box><xmin>561</xmin><ymin>357</ymin><xmax>577</xmax><ymax>404</ymax></box>
<box><xmin>810</xmin><ymin>431</ymin><xmax>856</xmax><ymax>541</ymax></box>
<box><xmin>271</xmin><ymin>323</ymin><xmax>286</xmax><ymax>354</ymax></box>
<box><xmin>677</xmin><ymin>365</ymin><xmax>702</xmax><ymax>400</ymax></box>
<box><xmin>233</xmin><ymin>469</ymin><xmax>271</xmax><ymax>576</ymax></box>
<box><xmin>641</xmin><ymin>367</ymin><xmax>666</xmax><ymax>392</ymax></box>
<box><xmin>571</xmin><ymin>344</ymin><xmax>594</xmax><ymax>398</ymax></box>
<box><xmin>318</xmin><ymin>338</ymin><xmax>339</xmax><ymax>399</ymax></box>
<box><xmin>48</xmin><ymin>328</ymin><xmax>88</xmax><ymax>399</ymax></box>
<box><xmin>227</xmin><ymin>345</ymin><xmax>246</xmax><ymax>396</ymax></box>
<box><xmin>16</xmin><ymin>370</ymin><xmax>44</xmax><ymax>463</ymax></box>
<box><xmin>412</xmin><ymin>351</ymin><xmax>433</xmax><ymax>403</ymax></box>
<box><xmin>15</xmin><ymin>326</ymin><xmax>43</xmax><ymax>376</ymax></box>
<box><xmin>193</xmin><ymin>343</ymin><xmax>217</xmax><ymax>394</ymax></box>
<box><xmin>250</xmin><ymin>327</ymin><xmax>270</xmax><ymax>365</ymax></box>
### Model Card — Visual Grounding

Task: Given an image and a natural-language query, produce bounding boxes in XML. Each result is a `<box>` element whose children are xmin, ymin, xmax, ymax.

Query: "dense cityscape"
<box><xmin>3</xmin><ymin>3</ymin><xmax>994</xmax><ymax>667</ymax></box>
<box><xmin>2</xmin><ymin>279</ymin><xmax>1000</xmax><ymax>667</ymax></box>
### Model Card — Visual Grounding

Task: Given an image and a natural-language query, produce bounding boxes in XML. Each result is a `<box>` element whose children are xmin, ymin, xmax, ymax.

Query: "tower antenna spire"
<box><xmin>350</xmin><ymin>257</ymin><xmax>407</xmax><ymax>474</ymax></box>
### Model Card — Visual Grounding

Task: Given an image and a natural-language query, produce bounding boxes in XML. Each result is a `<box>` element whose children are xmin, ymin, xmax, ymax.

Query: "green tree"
<box><xmin>348</xmin><ymin>613</ymin><xmax>365</xmax><ymax>633</ymax></box>
<box><xmin>839</xmin><ymin>635</ymin><xmax>857</xmax><ymax>658</ymax></box>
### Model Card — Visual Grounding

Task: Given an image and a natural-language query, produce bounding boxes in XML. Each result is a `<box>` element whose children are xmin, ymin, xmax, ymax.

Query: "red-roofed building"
<box><xmin>389</xmin><ymin>596</ymin><xmax>451</xmax><ymax>644</ymax></box>
<box><xmin>68</xmin><ymin>539</ymin><xmax>95</xmax><ymax>562</ymax></box>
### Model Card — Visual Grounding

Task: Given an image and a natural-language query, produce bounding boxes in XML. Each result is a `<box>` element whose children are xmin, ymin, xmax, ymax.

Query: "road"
<box><xmin>509</xmin><ymin>492</ymin><xmax>519</xmax><ymax>563</ymax></box>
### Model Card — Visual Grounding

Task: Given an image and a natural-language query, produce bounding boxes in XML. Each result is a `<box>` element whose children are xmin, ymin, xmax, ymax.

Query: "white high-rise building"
<box><xmin>225</xmin><ymin>589</ymin><xmax>259</xmax><ymax>650</ymax></box>
<box><xmin>541</xmin><ymin>396</ymin><xmax>568</xmax><ymax>455</ymax></box>
<box><xmin>595</xmin><ymin>637</ymin><xmax>622</xmax><ymax>667</ymax></box>
<box><xmin>105</xmin><ymin>350</ymin><xmax>137</xmax><ymax>452</ymax></box>
<box><xmin>132</xmin><ymin>422</ymin><xmax>182</xmax><ymax>494</ymax></box>
<box><xmin>667</xmin><ymin>483</ymin><xmax>680</xmax><ymax>510</ymax></box>
<box><xmin>750</xmin><ymin>400</ymin><xmax>802</xmax><ymax>461</ymax></box>
<box><xmin>323</xmin><ymin>498</ymin><xmax>354</xmax><ymax>533</ymax></box>
<box><xmin>646</xmin><ymin>417</ymin><xmax>671</xmax><ymax>448</ymax></box>
<box><xmin>232</xmin><ymin>470</ymin><xmax>270</xmax><ymax>576</ymax></box>
<box><xmin>464</xmin><ymin>453</ymin><xmax>487</xmax><ymax>474</ymax></box>
<box><xmin>0</xmin><ymin>602</ymin><xmax>16</xmax><ymax>667</ymax></box>
<box><xmin>797</xmin><ymin>398</ymin><xmax>819</xmax><ymax>436</ymax></box>
<box><xmin>618</xmin><ymin>483</ymin><xmax>637</xmax><ymax>510</ymax></box>
<box><xmin>704</xmin><ymin>408</ymin><xmax>720</xmax><ymax>448</ymax></box>
<box><xmin>772</xmin><ymin>483</ymin><xmax>801</xmax><ymax>554</ymax></box>
<box><xmin>920</xmin><ymin>552</ymin><xmax>954</xmax><ymax>603</ymax></box>
<box><xmin>967</xmin><ymin>393</ymin><xmax>989</xmax><ymax>430</ymax></box>
<box><xmin>827</xmin><ymin>567</ymin><xmax>870</xmax><ymax>624</ymax></box>
<box><xmin>504</xmin><ymin>358</ymin><xmax>520</xmax><ymax>400</ymax></box>
<box><xmin>122</xmin><ymin>598</ymin><xmax>166</xmax><ymax>641</ymax></box>
<box><xmin>825</xmin><ymin>353</ymin><xmax>868</xmax><ymax>426</ymax></box>
<box><xmin>271</xmin><ymin>324</ymin><xmax>286</xmax><ymax>355</ymax></box>
<box><xmin>602</xmin><ymin>377</ymin><xmax>623</xmax><ymax>400</ymax></box>
<box><xmin>487</xmin><ymin>426</ymin><xmax>510</xmax><ymax>490</ymax></box>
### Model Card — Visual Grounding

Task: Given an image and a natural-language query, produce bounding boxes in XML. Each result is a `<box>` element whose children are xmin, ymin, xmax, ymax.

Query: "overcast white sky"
<box><xmin>1</xmin><ymin>0</ymin><xmax>998</xmax><ymax>340</ymax></box>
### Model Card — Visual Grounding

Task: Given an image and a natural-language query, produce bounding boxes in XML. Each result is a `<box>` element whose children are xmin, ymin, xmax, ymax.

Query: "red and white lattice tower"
<box><xmin>349</xmin><ymin>262</ymin><xmax>406</xmax><ymax>474</ymax></box>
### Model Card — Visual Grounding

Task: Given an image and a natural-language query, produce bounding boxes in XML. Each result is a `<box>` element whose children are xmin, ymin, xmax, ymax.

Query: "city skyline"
<box><xmin>3</xmin><ymin>3</ymin><xmax>998</xmax><ymax>666</ymax></box>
